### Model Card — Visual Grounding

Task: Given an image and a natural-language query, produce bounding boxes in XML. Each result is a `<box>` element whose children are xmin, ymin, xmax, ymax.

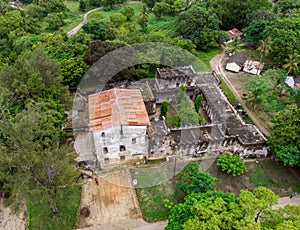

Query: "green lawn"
<box><xmin>197</xmin><ymin>48</ymin><xmax>222</xmax><ymax>70</ymax></box>
<box><xmin>147</xmin><ymin>14</ymin><xmax>176</xmax><ymax>37</ymax></box>
<box><xmin>130</xmin><ymin>162</ymin><xmax>186</xmax><ymax>221</ymax></box>
<box><xmin>28</xmin><ymin>185</ymin><xmax>82</xmax><ymax>230</ymax></box>
<box><xmin>207</xmin><ymin>159</ymin><xmax>300</xmax><ymax>197</ymax></box>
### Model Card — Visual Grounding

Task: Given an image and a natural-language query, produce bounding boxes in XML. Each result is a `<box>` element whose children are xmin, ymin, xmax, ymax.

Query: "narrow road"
<box><xmin>273</xmin><ymin>195</ymin><xmax>300</xmax><ymax>209</ymax></box>
<box><xmin>210</xmin><ymin>52</ymin><xmax>270</xmax><ymax>136</ymax></box>
<box><xmin>67</xmin><ymin>1</ymin><xmax>138</xmax><ymax>37</ymax></box>
<box><xmin>67</xmin><ymin>7</ymin><xmax>103</xmax><ymax>37</ymax></box>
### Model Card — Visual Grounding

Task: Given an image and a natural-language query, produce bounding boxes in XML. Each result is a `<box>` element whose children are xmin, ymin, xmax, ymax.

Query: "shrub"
<box><xmin>217</xmin><ymin>153</ymin><xmax>246</xmax><ymax>176</ymax></box>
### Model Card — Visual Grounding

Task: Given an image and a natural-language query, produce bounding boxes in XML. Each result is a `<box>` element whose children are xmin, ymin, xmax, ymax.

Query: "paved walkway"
<box><xmin>210</xmin><ymin>52</ymin><xmax>270</xmax><ymax>136</ymax></box>
<box><xmin>273</xmin><ymin>195</ymin><xmax>300</xmax><ymax>209</ymax></box>
<box><xmin>67</xmin><ymin>7</ymin><xmax>103</xmax><ymax>36</ymax></box>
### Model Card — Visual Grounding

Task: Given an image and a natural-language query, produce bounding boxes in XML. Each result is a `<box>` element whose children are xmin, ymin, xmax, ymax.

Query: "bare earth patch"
<box><xmin>0</xmin><ymin>200</ymin><xmax>26</xmax><ymax>230</ymax></box>
<box><xmin>77</xmin><ymin>168</ymin><xmax>141</xmax><ymax>228</ymax></box>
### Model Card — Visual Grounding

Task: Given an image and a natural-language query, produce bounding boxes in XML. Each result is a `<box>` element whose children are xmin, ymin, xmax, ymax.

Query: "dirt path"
<box><xmin>67</xmin><ymin>7</ymin><xmax>103</xmax><ymax>37</ymax></box>
<box><xmin>0</xmin><ymin>200</ymin><xmax>26</xmax><ymax>230</ymax></box>
<box><xmin>210</xmin><ymin>52</ymin><xmax>270</xmax><ymax>136</ymax></box>
<box><xmin>77</xmin><ymin>219</ymin><xmax>167</xmax><ymax>230</ymax></box>
<box><xmin>67</xmin><ymin>1</ymin><xmax>138</xmax><ymax>37</ymax></box>
<box><xmin>273</xmin><ymin>195</ymin><xmax>300</xmax><ymax>209</ymax></box>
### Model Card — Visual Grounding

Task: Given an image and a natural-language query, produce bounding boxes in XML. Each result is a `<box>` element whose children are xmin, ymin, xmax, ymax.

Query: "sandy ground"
<box><xmin>77</xmin><ymin>168</ymin><xmax>141</xmax><ymax>228</ymax></box>
<box><xmin>0</xmin><ymin>200</ymin><xmax>26</xmax><ymax>230</ymax></box>
<box><xmin>77</xmin><ymin>219</ymin><xmax>167</xmax><ymax>230</ymax></box>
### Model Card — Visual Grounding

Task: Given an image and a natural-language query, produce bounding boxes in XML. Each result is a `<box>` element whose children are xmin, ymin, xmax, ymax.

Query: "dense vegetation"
<box><xmin>0</xmin><ymin>0</ymin><xmax>299</xmax><ymax>228</ymax></box>
<box><xmin>165</xmin><ymin>162</ymin><xmax>300</xmax><ymax>230</ymax></box>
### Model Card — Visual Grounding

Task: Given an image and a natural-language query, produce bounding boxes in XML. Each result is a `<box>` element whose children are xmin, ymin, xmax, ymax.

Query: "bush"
<box><xmin>217</xmin><ymin>153</ymin><xmax>246</xmax><ymax>176</ymax></box>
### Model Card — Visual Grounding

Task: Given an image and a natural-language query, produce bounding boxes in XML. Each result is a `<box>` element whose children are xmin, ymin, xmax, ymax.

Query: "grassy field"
<box><xmin>197</xmin><ymin>48</ymin><xmax>222</xmax><ymax>70</ymax></box>
<box><xmin>207</xmin><ymin>159</ymin><xmax>300</xmax><ymax>197</ymax></box>
<box><xmin>130</xmin><ymin>161</ymin><xmax>187</xmax><ymax>221</ymax></box>
<box><xmin>28</xmin><ymin>185</ymin><xmax>82</xmax><ymax>230</ymax></box>
<box><xmin>134</xmin><ymin>159</ymin><xmax>300</xmax><ymax>221</ymax></box>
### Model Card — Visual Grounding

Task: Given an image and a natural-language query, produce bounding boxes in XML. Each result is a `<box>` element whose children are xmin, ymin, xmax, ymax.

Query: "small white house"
<box><xmin>88</xmin><ymin>88</ymin><xmax>151</xmax><ymax>163</ymax></box>
<box><xmin>224</xmin><ymin>28</ymin><xmax>243</xmax><ymax>44</ymax></box>
<box><xmin>226</xmin><ymin>52</ymin><xmax>248</xmax><ymax>73</ymax></box>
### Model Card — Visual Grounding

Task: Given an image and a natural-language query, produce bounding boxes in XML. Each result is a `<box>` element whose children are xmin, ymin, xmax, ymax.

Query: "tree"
<box><xmin>263</xmin><ymin>14</ymin><xmax>300</xmax><ymax>66</ymax></box>
<box><xmin>176</xmin><ymin>162</ymin><xmax>216</xmax><ymax>198</ymax></box>
<box><xmin>238</xmin><ymin>187</ymin><xmax>278</xmax><ymax>222</ymax></box>
<box><xmin>139</xmin><ymin>4</ymin><xmax>149</xmax><ymax>33</ymax></box>
<box><xmin>82</xmin><ymin>20</ymin><xmax>109</xmax><ymax>40</ymax></box>
<box><xmin>245</xmin><ymin>8</ymin><xmax>278</xmax><ymax>26</ymax></box>
<box><xmin>242</xmin><ymin>20</ymin><xmax>272</xmax><ymax>44</ymax></box>
<box><xmin>177</xmin><ymin>85</ymin><xmax>203</xmax><ymax>125</ymax></box>
<box><xmin>194</xmin><ymin>94</ymin><xmax>202</xmax><ymax>113</ymax></box>
<box><xmin>166</xmin><ymin>190</ymin><xmax>258</xmax><ymax>230</ymax></box>
<box><xmin>60</xmin><ymin>57</ymin><xmax>89</xmax><ymax>87</ymax></box>
<box><xmin>46</xmin><ymin>13</ymin><xmax>65</xmax><ymax>31</ymax></box>
<box><xmin>206</xmin><ymin>0</ymin><xmax>272</xmax><ymax>29</ymax></box>
<box><xmin>0</xmin><ymin>10</ymin><xmax>34</xmax><ymax>39</ymax></box>
<box><xmin>257</xmin><ymin>39</ymin><xmax>272</xmax><ymax>64</ymax></box>
<box><xmin>224</xmin><ymin>38</ymin><xmax>243</xmax><ymax>55</ymax></box>
<box><xmin>83</xmin><ymin>40</ymin><xmax>139</xmax><ymax>83</ymax></box>
<box><xmin>217</xmin><ymin>153</ymin><xmax>246</xmax><ymax>176</ymax></box>
<box><xmin>153</xmin><ymin>1</ymin><xmax>170</xmax><ymax>19</ymax></box>
<box><xmin>244</xmin><ymin>75</ymin><xmax>270</xmax><ymax>108</ymax></box>
<box><xmin>268</xmin><ymin>104</ymin><xmax>300</xmax><ymax>166</ymax></box>
<box><xmin>110</xmin><ymin>13</ymin><xmax>126</xmax><ymax>27</ymax></box>
<box><xmin>264</xmin><ymin>69</ymin><xmax>288</xmax><ymax>97</ymax></box>
<box><xmin>142</xmin><ymin>0</ymin><xmax>155</xmax><ymax>8</ymax></box>
<box><xmin>120</xmin><ymin>5</ymin><xmax>135</xmax><ymax>21</ymax></box>
<box><xmin>160</xmin><ymin>99</ymin><xmax>168</xmax><ymax>118</ymax></box>
<box><xmin>277</xmin><ymin>0</ymin><xmax>300</xmax><ymax>16</ymax></box>
<box><xmin>0</xmin><ymin>100</ymin><xmax>80</xmax><ymax>214</ymax></box>
<box><xmin>260</xmin><ymin>204</ymin><xmax>300</xmax><ymax>229</ymax></box>
<box><xmin>79</xmin><ymin>0</ymin><xmax>87</xmax><ymax>11</ymax></box>
<box><xmin>0</xmin><ymin>47</ymin><xmax>69</xmax><ymax>110</ymax></box>
<box><xmin>283</xmin><ymin>53</ymin><xmax>300</xmax><ymax>75</ymax></box>
<box><xmin>175</xmin><ymin>6</ymin><xmax>223</xmax><ymax>50</ymax></box>
<box><xmin>38</xmin><ymin>0</ymin><xmax>67</xmax><ymax>14</ymax></box>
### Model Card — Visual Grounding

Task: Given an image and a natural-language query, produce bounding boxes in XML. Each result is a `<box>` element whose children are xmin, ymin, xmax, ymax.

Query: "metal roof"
<box><xmin>88</xmin><ymin>88</ymin><xmax>151</xmax><ymax>131</ymax></box>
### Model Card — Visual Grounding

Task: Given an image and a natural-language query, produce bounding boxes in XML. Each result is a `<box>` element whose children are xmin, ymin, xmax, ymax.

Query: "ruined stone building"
<box><xmin>73</xmin><ymin>65</ymin><xmax>268</xmax><ymax>168</ymax></box>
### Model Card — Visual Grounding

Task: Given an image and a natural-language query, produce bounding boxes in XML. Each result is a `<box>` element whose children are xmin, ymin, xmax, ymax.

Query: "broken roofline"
<box><xmin>88</xmin><ymin>88</ymin><xmax>151</xmax><ymax>131</ymax></box>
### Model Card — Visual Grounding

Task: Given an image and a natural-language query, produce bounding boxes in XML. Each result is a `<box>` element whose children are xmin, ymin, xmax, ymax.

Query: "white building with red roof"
<box><xmin>224</xmin><ymin>28</ymin><xmax>243</xmax><ymax>44</ymax></box>
<box><xmin>88</xmin><ymin>88</ymin><xmax>150</xmax><ymax>163</ymax></box>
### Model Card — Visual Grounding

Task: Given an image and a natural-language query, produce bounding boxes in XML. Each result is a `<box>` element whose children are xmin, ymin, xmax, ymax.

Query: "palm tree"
<box><xmin>283</xmin><ymin>53</ymin><xmax>300</xmax><ymax>75</ymax></box>
<box><xmin>257</xmin><ymin>39</ymin><xmax>272</xmax><ymax>63</ymax></box>
<box><xmin>256</xmin><ymin>39</ymin><xmax>272</xmax><ymax>74</ymax></box>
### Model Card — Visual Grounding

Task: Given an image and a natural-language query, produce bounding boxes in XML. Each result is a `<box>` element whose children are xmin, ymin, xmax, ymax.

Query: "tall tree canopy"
<box><xmin>0</xmin><ymin>47</ymin><xmax>70</xmax><ymax>112</ymax></box>
<box><xmin>0</xmin><ymin>100</ymin><xmax>79</xmax><ymax>213</ymax></box>
<box><xmin>268</xmin><ymin>104</ymin><xmax>300</xmax><ymax>166</ymax></box>
<box><xmin>166</xmin><ymin>186</ymin><xmax>279</xmax><ymax>230</ymax></box>
<box><xmin>175</xmin><ymin>6</ymin><xmax>226</xmax><ymax>50</ymax></box>
<box><xmin>206</xmin><ymin>0</ymin><xmax>271</xmax><ymax>29</ymax></box>
<box><xmin>263</xmin><ymin>14</ymin><xmax>300</xmax><ymax>66</ymax></box>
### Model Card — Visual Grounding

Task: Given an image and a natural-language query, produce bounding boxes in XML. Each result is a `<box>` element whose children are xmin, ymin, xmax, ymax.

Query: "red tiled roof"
<box><xmin>226</xmin><ymin>28</ymin><xmax>243</xmax><ymax>39</ymax></box>
<box><xmin>88</xmin><ymin>88</ymin><xmax>150</xmax><ymax>131</ymax></box>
